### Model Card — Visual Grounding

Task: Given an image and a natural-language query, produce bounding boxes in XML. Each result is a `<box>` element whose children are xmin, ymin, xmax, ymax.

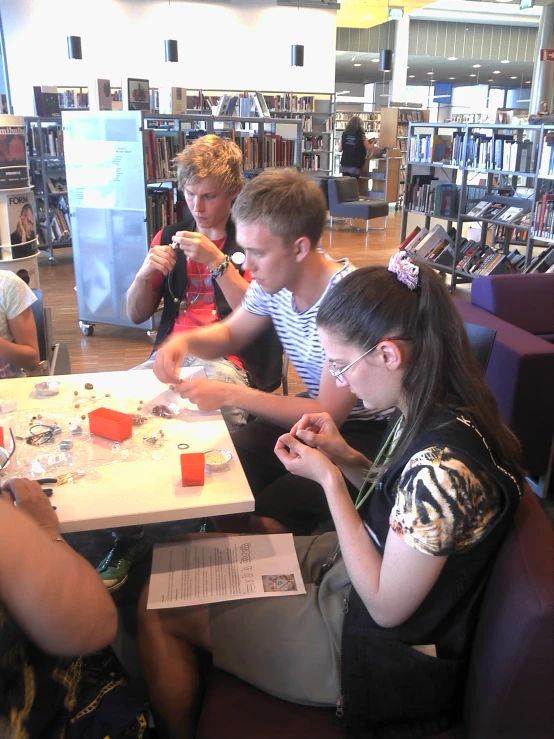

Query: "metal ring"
<box><xmin>178</xmin><ymin>443</ymin><xmax>190</xmax><ymax>450</ymax></box>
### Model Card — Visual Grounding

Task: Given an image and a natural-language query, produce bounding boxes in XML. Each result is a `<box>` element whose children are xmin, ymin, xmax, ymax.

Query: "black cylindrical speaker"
<box><xmin>67</xmin><ymin>36</ymin><xmax>82</xmax><ymax>60</ymax></box>
<box><xmin>291</xmin><ymin>44</ymin><xmax>304</xmax><ymax>67</ymax></box>
<box><xmin>165</xmin><ymin>39</ymin><xmax>179</xmax><ymax>63</ymax></box>
<box><xmin>380</xmin><ymin>49</ymin><xmax>392</xmax><ymax>72</ymax></box>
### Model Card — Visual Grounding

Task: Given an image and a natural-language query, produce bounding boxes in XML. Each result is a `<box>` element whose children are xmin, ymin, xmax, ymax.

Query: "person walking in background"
<box><xmin>338</xmin><ymin>115</ymin><xmax>375</xmax><ymax>179</ymax></box>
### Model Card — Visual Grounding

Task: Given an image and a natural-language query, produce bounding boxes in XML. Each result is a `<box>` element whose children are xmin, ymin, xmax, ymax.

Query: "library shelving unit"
<box><xmin>58</xmin><ymin>86</ymin><xmax>89</xmax><ymax>111</ymax></box>
<box><xmin>62</xmin><ymin>110</ymin><xmax>302</xmax><ymax>335</ymax></box>
<box><xmin>24</xmin><ymin>116</ymin><xmax>72</xmax><ymax>264</ymax></box>
<box><xmin>185</xmin><ymin>89</ymin><xmax>334</xmax><ymax>175</ymax></box>
<box><xmin>380</xmin><ymin>107</ymin><xmax>430</xmax><ymax>206</ymax></box>
<box><xmin>400</xmin><ymin>121</ymin><xmax>554</xmax><ymax>290</ymax></box>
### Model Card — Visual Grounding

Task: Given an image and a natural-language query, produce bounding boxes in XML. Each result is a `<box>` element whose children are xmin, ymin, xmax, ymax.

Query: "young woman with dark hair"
<box><xmin>138</xmin><ymin>254</ymin><xmax>522</xmax><ymax>739</ymax></box>
<box><xmin>338</xmin><ymin>115</ymin><xmax>375</xmax><ymax>178</ymax></box>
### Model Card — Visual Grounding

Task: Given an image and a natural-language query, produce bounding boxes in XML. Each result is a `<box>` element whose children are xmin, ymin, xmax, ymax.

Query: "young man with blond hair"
<box><xmin>96</xmin><ymin>135</ymin><xmax>281</xmax><ymax>590</ymax></box>
<box><xmin>154</xmin><ymin>167</ymin><xmax>387</xmax><ymax>536</ymax></box>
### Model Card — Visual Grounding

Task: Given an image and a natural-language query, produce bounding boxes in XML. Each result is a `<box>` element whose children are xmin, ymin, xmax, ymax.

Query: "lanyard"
<box><xmin>315</xmin><ymin>415</ymin><xmax>403</xmax><ymax>586</ymax></box>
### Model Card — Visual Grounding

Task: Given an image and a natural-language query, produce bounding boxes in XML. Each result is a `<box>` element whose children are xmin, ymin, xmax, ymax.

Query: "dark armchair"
<box><xmin>327</xmin><ymin>177</ymin><xmax>389</xmax><ymax>232</ymax></box>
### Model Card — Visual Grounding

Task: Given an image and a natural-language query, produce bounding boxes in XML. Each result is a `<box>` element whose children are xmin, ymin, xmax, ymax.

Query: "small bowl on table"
<box><xmin>204</xmin><ymin>448</ymin><xmax>232</xmax><ymax>472</ymax></box>
<box><xmin>34</xmin><ymin>380</ymin><xmax>61</xmax><ymax>398</ymax></box>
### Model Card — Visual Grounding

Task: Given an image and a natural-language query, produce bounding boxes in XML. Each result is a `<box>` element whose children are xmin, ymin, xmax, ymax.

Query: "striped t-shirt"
<box><xmin>242</xmin><ymin>258</ymin><xmax>371</xmax><ymax>420</ymax></box>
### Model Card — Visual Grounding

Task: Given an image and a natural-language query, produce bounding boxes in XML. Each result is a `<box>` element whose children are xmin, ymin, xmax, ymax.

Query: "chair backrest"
<box><xmin>464</xmin><ymin>321</ymin><xmax>496</xmax><ymax>373</ymax></box>
<box><xmin>464</xmin><ymin>487</ymin><xmax>554</xmax><ymax>738</ymax></box>
<box><xmin>31</xmin><ymin>289</ymin><xmax>47</xmax><ymax>363</ymax></box>
<box><xmin>334</xmin><ymin>176</ymin><xmax>360</xmax><ymax>203</ymax></box>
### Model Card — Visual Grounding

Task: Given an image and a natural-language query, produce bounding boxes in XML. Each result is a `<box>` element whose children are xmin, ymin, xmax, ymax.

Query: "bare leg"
<box><xmin>138</xmin><ymin>583</ymin><xmax>211</xmax><ymax>739</ymax></box>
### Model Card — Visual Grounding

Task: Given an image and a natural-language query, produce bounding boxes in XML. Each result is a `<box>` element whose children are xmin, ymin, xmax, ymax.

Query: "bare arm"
<box><xmin>127</xmin><ymin>243</ymin><xmax>175</xmax><ymax>324</ymax></box>
<box><xmin>0</xmin><ymin>480</ymin><xmax>118</xmax><ymax>656</ymax></box>
<box><xmin>274</xmin><ymin>441</ymin><xmax>447</xmax><ymax>628</ymax></box>
<box><xmin>0</xmin><ymin>306</ymin><xmax>40</xmax><ymax>371</ymax></box>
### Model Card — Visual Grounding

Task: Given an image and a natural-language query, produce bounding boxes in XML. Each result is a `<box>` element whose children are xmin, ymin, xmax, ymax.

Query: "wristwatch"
<box><xmin>209</xmin><ymin>254</ymin><xmax>231</xmax><ymax>279</ymax></box>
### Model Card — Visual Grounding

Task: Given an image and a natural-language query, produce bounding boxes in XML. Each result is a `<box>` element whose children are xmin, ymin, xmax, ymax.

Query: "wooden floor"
<box><xmin>38</xmin><ymin>212</ymin><xmax>407</xmax><ymax>385</ymax></box>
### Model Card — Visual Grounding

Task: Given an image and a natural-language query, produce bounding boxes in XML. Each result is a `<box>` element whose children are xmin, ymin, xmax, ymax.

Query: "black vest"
<box><xmin>340</xmin><ymin>409</ymin><xmax>522</xmax><ymax>739</ymax></box>
<box><xmin>341</xmin><ymin>131</ymin><xmax>367</xmax><ymax>169</ymax></box>
<box><xmin>155</xmin><ymin>210</ymin><xmax>283</xmax><ymax>393</ymax></box>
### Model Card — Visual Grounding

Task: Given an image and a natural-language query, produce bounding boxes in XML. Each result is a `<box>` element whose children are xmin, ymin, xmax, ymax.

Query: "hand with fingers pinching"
<box><xmin>136</xmin><ymin>243</ymin><xmax>178</xmax><ymax>280</ymax></box>
<box><xmin>172</xmin><ymin>230</ymin><xmax>226</xmax><ymax>272</ymax></box>
<box><xmin>1</xmin><ymin>478</ymin><xmax>60</xmax><ymax>540</ymax></box>
<box><xmin>290</xmin><ymin>412</ymin><xmax>355</xmax><ymax>468</ymax></box>
<box><xmin>274</xmin><ymin>433</ymin><xmax>340</xmax><ymax>487</ymax></box>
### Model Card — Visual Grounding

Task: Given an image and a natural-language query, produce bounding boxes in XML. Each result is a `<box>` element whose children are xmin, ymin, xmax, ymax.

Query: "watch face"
<box><xmin>231</xmin><ymin>252</ymin><xmax>246</xmax><ymax>266</ymax></box>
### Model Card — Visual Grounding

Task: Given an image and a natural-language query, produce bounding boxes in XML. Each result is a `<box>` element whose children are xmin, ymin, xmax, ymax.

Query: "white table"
<box><xmin>0</xmin><ymin>370</ymin><xmax>254</xmax><ymax>532</ymax></box>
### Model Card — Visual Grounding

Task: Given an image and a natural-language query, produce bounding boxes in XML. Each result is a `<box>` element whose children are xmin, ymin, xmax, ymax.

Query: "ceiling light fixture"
<box><xmin>164</xmin><ymin>1</ymin><xmax>178</xmax><ymax>62</ymax></box>
<box><xmin>67</xmin><ymin>35</ymin><xmax>82</xmax><ymax>60</ymax></box>
<box><xmin>448</xmin><ymin>57</ymin><xmax>457</xmax><ymax>61</ymax></box>
<box><xmin>493</xmin><ymin>70</ymin><xmax>501</xmax><ymax>74</ymax></box>
<box><xmin>470</xmin><ymin>73</ymin><xmax>477</xmax><ymax>77</ymax></box>
<box><xmin>426</xmin><ymin>71</ymin><xmax>433</xmax><ymax>75</ymax></box>
<box><xmin>408</xmin><ymin>74</ymin><xmax>415</xmax><ymax>78</ymax></box>
<box><xmin>449</xmin><ymin>77</ymin><xmax>455</xmax><ymax>80</ymax></box>
<box><xmin>353</xmin><ymin>63</ymin><xmax>361</xmax><ymax>66</ymax></box>
<box><xmin>291</xmin><ymin>44</ymin><xmax>304</xmax><ymax>66</ymax></box>
<box><xmin>501</xmin><ymin>59</ymin><xmax>510</xmax><ymax>64</ymax></box>
<box><xmin>379</xmin><ymin>49</ymin><xmax>393</xmax><ymax>72</ymax></box>
<box><xmin>510</xmin><ymin>76</ymin><xmax>518</xmax><ymax>79</ymax></box>
<box><xmin>472</xmin><ymin>64</ymin><xmax>481</xmax><ymax>68</ymax></box>
<box><xmin>371</xmin><ymin>58</ymin><xmax>379</xmax><ymax>63</ymax></box>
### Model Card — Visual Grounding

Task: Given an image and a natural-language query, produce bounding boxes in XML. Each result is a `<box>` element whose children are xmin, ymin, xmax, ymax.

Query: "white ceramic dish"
<box><xmin>34</xmin><ymin>380</ymin><xmax>61</xmax><ymax>397</ymax></box>
<box><xmin>204</xmin><ymin>448</ymin><xmax>232</xmax><ymax>472</ymax></box>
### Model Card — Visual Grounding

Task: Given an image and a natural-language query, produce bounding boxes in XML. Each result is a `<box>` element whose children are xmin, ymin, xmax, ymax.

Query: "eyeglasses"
<box><xmin>328</xmin><ymin>337</ymin><xmax>411</xmax><ymax>385</ymax></box>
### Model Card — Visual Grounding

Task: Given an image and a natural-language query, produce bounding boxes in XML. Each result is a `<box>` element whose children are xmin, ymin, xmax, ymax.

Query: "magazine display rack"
<box><xmin>0</xmin><ymin>115</ymin><xmax>40</xmax><ymax>286</ymax></box>
<box><xmin>24</xmin><ymin>117</ymin><xmax>71</xmax><ymax>264</ymax></box>
<box><xmin>400</xmin><ymin>122</ymin><xmax>554</xmax><ymax>290</ymax></box>
<box><xmin>62</xmin><ymin>110</ymin><xmax>302</xmax><ymax>336</ymax></box>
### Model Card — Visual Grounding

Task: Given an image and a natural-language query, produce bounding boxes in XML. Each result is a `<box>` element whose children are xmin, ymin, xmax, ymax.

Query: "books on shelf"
<box><xmin>158</xmin><ymin>87</ymin><xmax>187</xmax><ymax>115</ymax></box>
<box><xmin>496</xmin><ymin>206</ymin><xmax>526</xmax><ymax>224</ymax></box>
<box><xmin>33</xmin><ymin>86</ymin><xmax>61</xmax><ymax>117</ymax></box>
<box><xmin>466</xmin><ymin>200</ymin><xmax>490</xmax><ymax>218</ymax></box>
<box><xmin>402</xmin><ymin>227</ymin><xmax>429</xmax><ymax>252</ymax></box>
<box><xmin>405</xmin><ymin>176</ymin><xmax>460</xmax><ymax>217</ymax></box>
<box><xmin>27</xmin><ymin>122</ymin><xmax>64</xmax><ymax>158</ymax></box>
<box><xmin>147</xmin><ymin>187</ymin><xmax>174</xmax><ymax>242</ymax></box>
<box><xmin>145</xmin><ymin>128</ymin><xmax>186</xmax><ymax>180</ymax></box>
<box><xmin>531</xmin><ymin>192</ymin><xmax>554</xmax><ymax>239</ymax></box>
<box><xmin>430</xmin><ymin>135</ymin><xmax>452</xmax><ymax>163</ymax></box>
<box><xmin>538</xmin><ymin>135</ymin><xmax>554</xmax><ymax>176</ymax></box>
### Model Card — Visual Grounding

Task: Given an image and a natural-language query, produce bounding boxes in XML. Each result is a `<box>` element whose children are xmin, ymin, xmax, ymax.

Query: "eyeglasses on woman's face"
<box><xmin>328</xmin><ymin>337</ymin><xmax>411</xmax><ymax>385</ymax></box>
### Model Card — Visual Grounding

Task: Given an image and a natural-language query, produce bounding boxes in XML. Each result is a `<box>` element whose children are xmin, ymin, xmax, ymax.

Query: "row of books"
<box><xmin>405</xmin><ymin>178</ymin><xmax>460</xmax><ymax>217</ymax></box>
<box><xmin>147</xmin><ymin>188</ymin><xmax>175</xmax><ymax>243</ymax></box>
<box><xmin>303</xmin><ymin>136</ymin><xmax>326</xmax><ymax>152</ymax></box>
<box><xmin>58</xmin><ymin>89</ymin><xmax>88</xmax><ymax>109</ymax></box>
<box><xmin>465</xmin><ymin>200</ymin><xmax>531</xmax><ymax>227</ymax></box>
<box><xmin>27</xmin><ymin>125</ymin><xmax>65</xmax><ymax>158</ymax></box>
<box><xmin>531</xmin><ymin>192</ymin><xmax>554</xmax><ymax>239</ymax></box>
<box><xmin>465</xmin><ymin>134</ymin><xmax>533</xmax><ymax>172</ymax></box>
<box><xmin>401</xmin><ymin>224</ymin><xmax>554</xmax><ymax>276</ymax></box>
<box><xmin>263</xmin><ymin>95</ymin><xmax>316</xmax><ymax>113</ymax></box>
<box><xmin>301</xmin><ymin>154</ymin><xmax>325</xmax><ymax>171</ymax></box>
<box><xmin>145</xmin><ymin>129</ymin><xmax>187</xmax><ymax>180</ymax></box>
<box><xmin>538</xmin><ymin>135</ymin><xmax>554</xmax><ymax>176</ymax></box>
<box><xmin>38</xmin><ymin>207</ymin><xmax>71</xmax><ymax>245</ymax></box>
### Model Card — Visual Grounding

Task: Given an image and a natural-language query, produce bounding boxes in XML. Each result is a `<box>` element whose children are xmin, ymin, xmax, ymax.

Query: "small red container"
<box><xmin>0</xmin><ymin>428</ymin><xmax>4</xmax><ymax>447</ymax></box>
<box><xmin>180</xmin><ymin>452</ymin><xmax>205</xmax><ymax>487</ymax></box>
<box><xmin>88</xmin><ymin>407</ymin><xmax>133</xmax><ymax>441</ymax></box>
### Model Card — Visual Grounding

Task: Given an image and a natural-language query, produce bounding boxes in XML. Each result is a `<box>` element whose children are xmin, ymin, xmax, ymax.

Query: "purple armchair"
<box><xmin>455</xmin><ymin>273</ymin><xmax>554</xmax><ymax>496</ymax></box>
<box><xmin>196</xmin><ymin>487</ymin><xmax>554</xmax><ymax>739</ymax></box>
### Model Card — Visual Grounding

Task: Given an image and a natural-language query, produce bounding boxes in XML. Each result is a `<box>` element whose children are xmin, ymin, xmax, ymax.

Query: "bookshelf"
<box><xmin>400</xmin><ymin>122</ymin><xmax>554</xmax><ymax>290</ymax></box>
<box><xmin>380</xmin><ymin>107</ymin><xmax>430</xmax><ymax>206</ymax></box>
<box><xmin>61</xmin><ymin>110</ymin><xmax>302</xmax><ymax>334</ymax></box>
<box><xmin>58</xmin><ymin>86</ymin><xmax>89</xmax><ymax>111</ymax></box>
<box><xmin>24</xmin><ymin>117</ymin><xmax>71</xmax><ymax>264</ymax></box>
<box><xmin>184</xmin><ymin>89</ymin><xmax>334</xmax><ymax>174</ymax></box>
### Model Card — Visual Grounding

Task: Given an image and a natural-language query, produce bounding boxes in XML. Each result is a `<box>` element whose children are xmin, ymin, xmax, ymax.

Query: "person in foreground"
<box><xmin>154</xmin><ymin>168</ymin><xmax>388</xmax><ymax>536</ymax></box>
<box><xmin>138</xmin><ymin>254</ymin><xmax>522</xmax><ymax>739</ymax></box>
<box><xmin>97</xmin><ymin>135</ymin><xmax>282</xmax><ymax>592</ymax></box>
<box><xmin>0</xmin><ymin>269</ymin><xmax>39</xmax><ymax>378</ymax></box>
<box><xmin>0</xmin><ymin>478</ymin><xmax>146</xmax><ymax>737</ymax></box>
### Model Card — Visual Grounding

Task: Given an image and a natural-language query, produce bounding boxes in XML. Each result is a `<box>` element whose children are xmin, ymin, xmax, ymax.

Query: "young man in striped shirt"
<box><xmin>154</xmin><ymin>168</ymin><xmax>387</xmax><ymax>534</ymax></box>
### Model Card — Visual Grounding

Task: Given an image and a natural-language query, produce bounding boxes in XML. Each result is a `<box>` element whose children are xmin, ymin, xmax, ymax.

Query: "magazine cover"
<box><xmin>0</xmin><ymin>115</ymin><xmax>29</xmax><ymax>190</ymax></box>
<box><xmin>7</xmin><ymin>190</ymin><xmax>37</xmax><ymax>249</ymax></box>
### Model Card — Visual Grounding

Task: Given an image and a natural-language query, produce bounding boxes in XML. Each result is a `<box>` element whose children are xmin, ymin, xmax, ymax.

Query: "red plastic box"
<box><xmin>181</xmin><ymin>452</ymin><xmax>205</xmax><ymax>487</ymax></box>
<box><xmin>0</xmin><ymin>428</ymin><xmax>3</xmax><ymax>448</ymax></box>
<box><xmin>88</xmin><ymin>407</ymin><xmax>133</xmax><ymax>441</ymax></box>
